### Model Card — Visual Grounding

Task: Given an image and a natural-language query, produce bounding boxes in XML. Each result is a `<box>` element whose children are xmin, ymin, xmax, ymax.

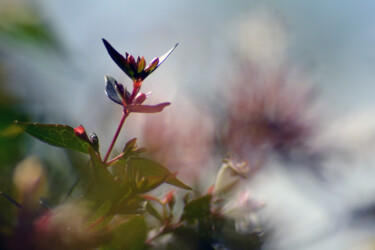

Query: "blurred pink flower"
<box><xmin>140</xmin><ymin>98</ymin><xmax>215</xmax><ymax>181</ymax></box>
<box><xmin>222</xmin><ymin>63</ymin><xmax>316</xmax><ymax>162</ymax></box>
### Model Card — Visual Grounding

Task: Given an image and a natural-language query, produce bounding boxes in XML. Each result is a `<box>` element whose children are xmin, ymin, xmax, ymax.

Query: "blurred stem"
<box><xmin>106</xmin><ymin>152</ymin><xmax>125</xmax><ymax>165</ymax></box>
<box><xmin>103</xmin><ymin>111</ymin><xmax>129</xmax><ymax>163</ymax></box>
<box><xmin>0</xmin><ymin>191</ymin><xmax>22</xmax><ymax>209</ymax></box>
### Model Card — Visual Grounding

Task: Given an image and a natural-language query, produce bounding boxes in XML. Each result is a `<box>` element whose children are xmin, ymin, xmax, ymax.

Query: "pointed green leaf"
<box><xmin>88</xmin><ymin>147</ymin><xmax>117</xmax><ymax>189</ymax></box>
<box><xmin>128</xmin><ymin>157</ymin><xmax>191</xmax><ymax>190</ymax></box>
<box><xmin>181</xmin><ymin>195</ymin><xmax>212</xmax><ymax>222</ymax></box>
<box><xmin>86</xmin><ymin>147</ymin><xmax>123</xmax><ymax>206</ymax></box>
<box><xmin>123</xmin><ymin>138</ymin><xmax>138</xmax><ymax>153</ymax></box>
<box><xmin>145</xmin><ymin>202</ymin><xmax>163</xmax><ymax>224</ymax></box>
<box><xmin>15</xmin><ymin>122</ymin><xmax>94</xmax><ymax>154</ymax></box>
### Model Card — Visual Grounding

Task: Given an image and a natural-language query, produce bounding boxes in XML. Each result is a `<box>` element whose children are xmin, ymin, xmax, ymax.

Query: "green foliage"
<box><xmin>16</xmin><ymin>122</ymin><xmax>95</xmax><ymax>154</ymax></box>
<box><xmin>103</xmin><ymin>216</ymin><xmax>148</xmax><ymax>250</ymax></box>
<box><xmin>127</xmin><ymin>157</ymin><xmax>191</xmax><ymax>191</ymax></box>
<box><xmin>0</xmin><ymin>1</ymin><xmax>60</xmax><ymax>50</ymax></box>
<box><xmin>181</xmin><ymin>195</ymin><xmax>212</xmax><ymax>223</ymax></box>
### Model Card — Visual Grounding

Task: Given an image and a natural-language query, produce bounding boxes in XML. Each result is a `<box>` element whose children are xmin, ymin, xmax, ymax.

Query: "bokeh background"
<box><xmin>2</xmin><ymin>0</ymin><xmax>375</xmax><ymax>249</ymax></box>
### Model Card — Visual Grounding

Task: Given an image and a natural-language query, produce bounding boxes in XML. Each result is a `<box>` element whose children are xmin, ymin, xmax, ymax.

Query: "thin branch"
<box><xmin>103</xmin><ymin>111</ymin><xmax>129</xmax><ymax>163</ymax></box>
<box><xmin>106</xmin><ymin>152</ymin><xmax>125</xmax><ymax>166</ymax></box>
<box><xmin>0</xmin><ymin>191</ymin><xmax>22</xmax><ymax>209</ymax></box>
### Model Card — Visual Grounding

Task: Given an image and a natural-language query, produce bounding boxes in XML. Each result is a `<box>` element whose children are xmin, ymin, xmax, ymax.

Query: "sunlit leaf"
<box><xmin>144</xmin><ymin>43</ymin><xmax>178</xmax><ymax>75</ymax></box>
<box><xmin>157</xmin><ymin>43</ymin><xmax>178</xmax><ymax>68</ymax></box>
<box><xmin>128</xmin><ymin>157</ymin><xmax>191</xmax><ymax>190</ymax></box>
<box><xmin>16</xmin><ymin>122</ymin><xmax>94</xmax><ymax>154</ymax></box>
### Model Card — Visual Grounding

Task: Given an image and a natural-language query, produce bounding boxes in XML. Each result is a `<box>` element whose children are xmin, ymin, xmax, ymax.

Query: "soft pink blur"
<box><xmin>140</xmin><ymin>97</ymin><xmax>215</xmax><ymax>182</ymax></box>
<box><xmin>221</xmin><ymin>62</ymin><xmax>316</xmax><ymax>164</ymax></box>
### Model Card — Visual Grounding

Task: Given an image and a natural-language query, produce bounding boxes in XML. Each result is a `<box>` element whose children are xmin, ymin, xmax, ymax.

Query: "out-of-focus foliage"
<box><xmin>0</xmin><ymin>1</ymin><xmax>61</xmax><ymax>246</ymax></box>
<box><xmin>0</xmin><ymin>0</ymin><xmax>59</xmax><ymax>49</ymax></box>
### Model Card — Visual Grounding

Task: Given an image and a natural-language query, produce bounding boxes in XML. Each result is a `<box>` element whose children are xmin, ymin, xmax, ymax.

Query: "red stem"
<box><xmin>103</xmin><ymin>111</ymin><xmax>128</xmax><ymax>163</ymax></box>
<box><xmin>103</xmin><ymin>82</ymin><xmax>140</xmax><ymax>164</ymax></box>
<box><xmin>106</xmin><ymin>152</ymin><xmax>125</xmax><ymax>165</ymax></box>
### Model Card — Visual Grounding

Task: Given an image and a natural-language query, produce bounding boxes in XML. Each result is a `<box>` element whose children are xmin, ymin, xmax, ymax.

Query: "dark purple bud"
<box><xmin>144</xmin><ymin>58</ymin><xmax>159</xmax><ymax>73</ymax></box>
<box><xmin>127</xmin><ymin>55</ymin><xmax>136</xmax><ymax>70</ymax></box>
<box><xmin>137</xmin><ymin>56</ymin><xmax>146</xmax><ymax>73</ymax></box>
<box><xmin>89</xmin><ymin>132</ymin><xmax>99</xmax><ymax>151</ymax></box>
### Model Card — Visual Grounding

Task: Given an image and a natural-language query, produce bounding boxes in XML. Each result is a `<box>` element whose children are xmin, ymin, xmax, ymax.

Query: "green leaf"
<box><xmin>181</xmin><ymin>195</ymin><xmax>212</xmax><ymax>222</ymax></box>
<box><xmin>88</xmin><ymin>147</ymin><xmax>117</xmax><ymax>189</ymax></box>
<box><xmin>117</xmin><ymin>199</ymin><xmax>147</xmax><ymax>215</ymax></box>
<box><xmin>128</xmin><ymin>157</ymin><xmax>191</xmax><ymax>191</ymax></box>
<box><xmin>86</xmin><ymin>147</ymin><xmax>122</xmax><ymax>206</ymax></box>
<box><xmin>123</xmin><ymin>138</ymin><xmax>138</xmax><ymax>154</ymax></box>
<box><xmin>107</xmin><ymin>216</ymin><xmax>147</xmax><ymax>249</ymax></box>
<box><xmin>145</xmin><ymin>202</ymin><xmax>163</xmax><ymax>224</ymax></box>
<box><xmin>86</xmin><ymin>200</ymin><xmax>113</xmax><ymax>230</ymax></box>
<box><xmin>15</xmin><ymin>122</ymin><xmax>93</xmax><ymax>154</ymax></box>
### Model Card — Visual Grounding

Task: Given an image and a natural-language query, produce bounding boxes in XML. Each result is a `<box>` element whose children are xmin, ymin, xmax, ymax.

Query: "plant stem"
<box><xmin>0</xmin><ymin>191</ymin><xmax>22</xmax><ymax>209</ymax></box>
<box><xmin>106</xmin><ymin>152</ymin><xmax>125</xmax><ymax>165</ymax></box>
<box><xmin>103</xmin><ymin>111</ymin><xmax>128</xmax><ymax>163</ymax></box>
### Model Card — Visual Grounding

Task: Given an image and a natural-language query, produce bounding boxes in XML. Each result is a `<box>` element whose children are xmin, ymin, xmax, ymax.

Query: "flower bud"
<box><xmin>90</xmin><ymin>132</ymin><xmax>99</xmax><ymax>151</ymax></box>
<box><xmin>163</xmin><ymin>190</ymin><xmax>176</xmax><ymax>211</ymax></box>
<box><xmin>74</xmin><ymin>125</ymin><xmax>90</xmax><ymax>143</ymax></box>
<box><xmin>134</xmin><ymin>93</ymin><xmax>147</xmax><ymax>105</ymax></box>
